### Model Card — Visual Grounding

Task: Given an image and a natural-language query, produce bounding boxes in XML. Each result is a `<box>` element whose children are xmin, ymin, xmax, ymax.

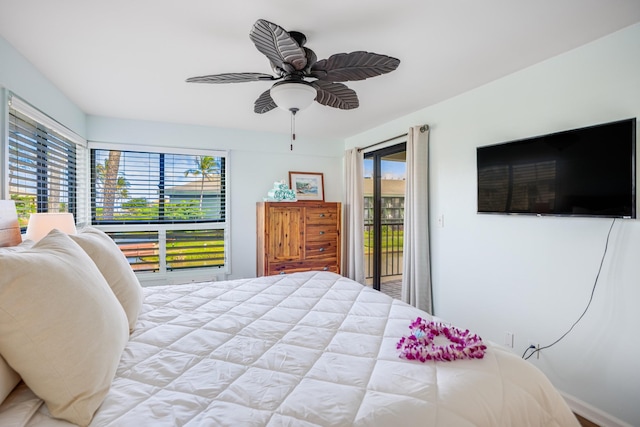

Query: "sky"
<box><xmin>364</xmin><ymin>159</ymin><xmax>406</xmax><ymax>180</ymax></box>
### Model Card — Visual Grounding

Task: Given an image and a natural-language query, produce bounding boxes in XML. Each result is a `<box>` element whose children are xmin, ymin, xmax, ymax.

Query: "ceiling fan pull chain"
<box><xmin>290</xmin><ymin>108</ymin><xmax>299</xmax><ymax>151</ymax></box>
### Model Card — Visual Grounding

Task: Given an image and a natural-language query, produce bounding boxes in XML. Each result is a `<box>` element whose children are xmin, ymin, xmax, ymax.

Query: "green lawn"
<box><xmin>364</xmin><ymin>229</ymin><xmax>403</xmax><ymax>254</ymax></box>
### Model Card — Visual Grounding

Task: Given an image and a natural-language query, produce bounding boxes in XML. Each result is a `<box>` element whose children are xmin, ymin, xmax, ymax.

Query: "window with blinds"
<box><xmin>91</xmin><ymin>149</ymin><xmax>225</xmax><ymax>224</ymax></box>
<box><xmin>90</xmin><ymin>148</ymin><xmax>228</xmax><ymax>274</ymax></box>
<box><xmin>7</xmin><ymin>104</ymin><xmax>82</xmax><ymax>228</ymax></box>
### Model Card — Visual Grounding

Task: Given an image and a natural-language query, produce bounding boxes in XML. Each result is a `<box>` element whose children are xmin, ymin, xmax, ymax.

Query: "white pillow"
<box><xmin>71</xmin><ymin>227</ymin><xmax>143</xmax><ymax>332</ymax></box>
<box><xmin>0</xmin><ymin>239</ymin><xmax>34</xmax><ymax>252</ymax></box>
<box><xmin>0</xmin><ymin>239</ymin><xmax>36</xmax><ymax>403</ymax></box>
<box><xmin>0</xmin><ymin>356</ymin><xmax>20</xmax><ymax>405</ymax></box>
<box><xmin>0</xmin><ymin>230</ymin><xmax>129</xmax><ymax>426</ymax></box>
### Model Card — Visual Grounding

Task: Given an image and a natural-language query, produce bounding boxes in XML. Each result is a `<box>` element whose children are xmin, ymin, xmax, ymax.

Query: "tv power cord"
<box><xmin>522</xmin><ymin>217</ymin><xmax>616</xmax><ymax>360</ymax></box>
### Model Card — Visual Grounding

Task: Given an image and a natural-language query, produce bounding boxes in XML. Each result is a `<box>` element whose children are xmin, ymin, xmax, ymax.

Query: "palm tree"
<box><xmin>96</xmin><ymin>151</ymin><xmax>129</xmax><ymax>219</ymax></box>
<box><xmin>184</xmin><ymin>156</ymin><xmax>219</xmax><ymax>211</ymax></box>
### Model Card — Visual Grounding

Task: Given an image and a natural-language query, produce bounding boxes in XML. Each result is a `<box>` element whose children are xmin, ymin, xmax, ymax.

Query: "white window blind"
<box><xmin>7</xmin><ymin>95</ymin><xmax>87</xmax><ymax>227</ymax></box>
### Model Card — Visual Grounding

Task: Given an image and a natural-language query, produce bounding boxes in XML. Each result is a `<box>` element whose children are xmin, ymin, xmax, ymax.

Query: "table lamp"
<box><xmin>25</xmin><ymin>213</ymin><xmax>77</xmax><ymax>242</ymax></box>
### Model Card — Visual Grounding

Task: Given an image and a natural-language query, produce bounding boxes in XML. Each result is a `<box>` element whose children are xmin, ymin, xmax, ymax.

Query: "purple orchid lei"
<box><xmin>397</xmin><ymin>317</ymin><xmax>487</xmax><ymax>362</ymax></box>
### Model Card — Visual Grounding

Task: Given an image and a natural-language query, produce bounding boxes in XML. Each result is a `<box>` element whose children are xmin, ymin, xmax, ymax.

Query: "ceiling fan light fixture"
<box><xmin>270</xmin><ymin>81</ymin><xmax>317</xmax><ymax>112</ymax></box>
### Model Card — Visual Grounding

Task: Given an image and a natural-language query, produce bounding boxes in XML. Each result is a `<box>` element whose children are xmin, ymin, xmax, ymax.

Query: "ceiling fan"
<box><xmin>186</xmin><ymin>19</ymin><xmax>401</xmax><ymax>115</ymax></box>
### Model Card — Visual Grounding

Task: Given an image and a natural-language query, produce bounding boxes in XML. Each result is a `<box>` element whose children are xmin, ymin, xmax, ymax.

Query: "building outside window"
<box><xmin>363</xmin><ymin>177</ymin><xmax>405</xmax><ymax>224</ymax></box>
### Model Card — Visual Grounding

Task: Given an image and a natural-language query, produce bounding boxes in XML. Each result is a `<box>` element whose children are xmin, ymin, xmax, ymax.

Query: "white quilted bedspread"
<box><xmin>0</xmin><ymin>271</ymin><xmax>579</xmax><ymax>426</ymax></box>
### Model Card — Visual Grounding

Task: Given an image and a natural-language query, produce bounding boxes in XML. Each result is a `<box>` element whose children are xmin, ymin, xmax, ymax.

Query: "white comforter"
<box><xmin>0</xmin><ymin>272</ymin><xmax>579</xmax><ymax>426</ymax></box>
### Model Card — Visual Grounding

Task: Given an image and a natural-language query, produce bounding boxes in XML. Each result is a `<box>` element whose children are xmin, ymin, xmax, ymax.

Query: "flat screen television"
<box><xmin>477</xmin><ymin>118</ymin><xmax>636</xmax><ymax>218</ymax></box>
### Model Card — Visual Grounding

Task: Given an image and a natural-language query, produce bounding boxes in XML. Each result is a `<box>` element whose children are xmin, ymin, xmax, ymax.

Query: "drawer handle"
<box><xmin>319</xmin><ymin>231</ymin><xmax>325</xmax><ymax>235</ymax></box>
<box><xmin>319</xmin><ymin>213</ymin><xmax>325</xmax><ymax>217</ymax></box>
<box><xmin>319</xmin><ymin>247</ymin><xmax>325</xmax><ymax>252</ymax></box>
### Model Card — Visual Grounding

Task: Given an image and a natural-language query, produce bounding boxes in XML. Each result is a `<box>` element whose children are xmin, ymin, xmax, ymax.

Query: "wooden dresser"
<box><xmin>256</xmin><ymin>201</ymin><xmax>341</xmax><ymax>276</ymax></box>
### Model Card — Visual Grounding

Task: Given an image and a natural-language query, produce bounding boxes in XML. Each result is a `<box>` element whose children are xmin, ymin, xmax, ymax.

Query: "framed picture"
<box><xmin>289</xmin><ymin>171</ymin><xmax>324</xmax><ymax>201</ymax></box>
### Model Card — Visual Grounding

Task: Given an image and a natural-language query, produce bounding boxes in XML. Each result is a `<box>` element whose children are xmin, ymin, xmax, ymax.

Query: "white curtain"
<box><xmin>343</xmin><ymin>147</ymin><xmax>365</xmax><ymax>283</ymax></box>
<box><xmin>401</xmin><ymin>125</ymin><xmax>432</xmax><ymax>313</ymax></box>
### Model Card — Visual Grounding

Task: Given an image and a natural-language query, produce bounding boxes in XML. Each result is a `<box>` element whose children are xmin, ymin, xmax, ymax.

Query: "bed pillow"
<box><xmin>0</xmin><ymin>356</ymin><xmax>20</xmax><ymax>405</ymax></box>
<box><xmin>0</xmin><ymin>239</ymin><xmax>36</xmax><ymax>403</ymax></box>
<box><xmin>0</xmin><ymin>229</ymin><xmax>129</xmax><ymax>426</ymax></box>
<box><xmin>0</xmin><ymin>239</ymin><xmax>34</xmax><ymax>251</ymax></box>
<box><xmin>70</xmin><ymin>226</ymin><xmax>143</xmax><ymax>332</ymax></box>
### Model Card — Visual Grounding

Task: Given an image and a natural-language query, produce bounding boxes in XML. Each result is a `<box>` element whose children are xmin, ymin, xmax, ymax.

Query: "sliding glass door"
<box><xmin>364</xmin><ymin>143</ymin><xmax>406</xmax><ymax>296</ymax></box>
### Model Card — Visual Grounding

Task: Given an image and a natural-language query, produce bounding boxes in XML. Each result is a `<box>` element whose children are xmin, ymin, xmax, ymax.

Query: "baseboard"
<box><xmin>136</xmin><ymin>270</ymin><xmax>226</xmax><ymax>287</ymax></box>
<box><xmin>561</xmin><ymin>392</ymin><xmax>632</xmax><ymax>427</ymax></box>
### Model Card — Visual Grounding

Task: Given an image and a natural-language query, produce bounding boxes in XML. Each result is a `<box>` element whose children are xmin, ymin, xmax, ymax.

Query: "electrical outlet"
<box><xmin>504</xmin><ymin>332</ymin><xmax>514</xmax><ymax>348</ymax></box>
<box><xmin>528</xmin><ymin>340</ymin><xmax>540</xmax><ymax>359</ymax></box>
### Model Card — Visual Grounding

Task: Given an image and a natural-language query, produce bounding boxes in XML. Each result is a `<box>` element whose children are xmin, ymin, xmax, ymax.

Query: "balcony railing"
<box><xmin>364</xmin><ymin>219</ymin><xmax>403</xmax><ymax>279</ymax></box>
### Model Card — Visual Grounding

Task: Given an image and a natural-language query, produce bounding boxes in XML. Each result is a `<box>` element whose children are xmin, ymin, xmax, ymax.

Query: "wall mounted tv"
<box><xmin>477</xmin><ymin>118</ymin><xmax>636</xmax><ymax>218</ymax></box>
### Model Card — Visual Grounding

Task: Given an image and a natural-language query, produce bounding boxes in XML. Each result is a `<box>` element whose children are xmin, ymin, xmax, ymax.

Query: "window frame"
<box><xmin>5</xmin><ymin>94</ymin><xmax>88</xmax><ymax>227</ymax></box>
<box><xmin>88</xmin><ymin>141</ymin><xmax>231</xmax><ymax>284</ymax></box>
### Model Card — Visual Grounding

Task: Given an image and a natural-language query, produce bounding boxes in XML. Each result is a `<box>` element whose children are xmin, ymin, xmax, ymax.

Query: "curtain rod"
<box><xmin>357</xmin><ymin>124</ymin><xmax>429</xmax><ymax>152</ymax></box>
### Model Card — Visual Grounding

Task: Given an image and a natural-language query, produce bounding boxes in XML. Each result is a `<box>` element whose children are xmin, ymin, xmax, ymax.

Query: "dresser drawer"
<box><xmin>268</xmin><ymin>259</ymin><xmax>338</xmax><ymax>275</ymax></box>
<box><xmin>305</xmin><ymin>240</ymin><xmax>338</xmax><ymax>259</ymax></box>
<box><xmin>305</xmin><ymin>207</ymin><xmax>339</xmax><ymax>225</ymax></box>
<box><xmin>305</xmin><ymin>225</ymin><xmax>338</xmax><ymax>242</ymax></box>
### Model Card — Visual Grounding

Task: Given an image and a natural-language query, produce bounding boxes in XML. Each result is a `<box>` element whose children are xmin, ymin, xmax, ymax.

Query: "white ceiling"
<box><xmin>1</xmin><ymin>1</ymin><xmax>639</xmax><ymax>141</ymax></box>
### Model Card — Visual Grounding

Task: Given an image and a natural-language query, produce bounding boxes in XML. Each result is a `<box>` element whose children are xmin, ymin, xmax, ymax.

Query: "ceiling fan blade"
<box><xmin>186</xmin><ymin>72</ymin><xmax>276</xmax><ymax>84</ymax></box>
<box><xmin>310</xmin><ymin>51</ymin><xmax>400</xmax><ymax>82</ymax></box>
<box><xmin>303</xmin><ymin>47</ymin><xmax>317</xmax><ymax>73</ymax></box>
<box><xmin>312</xmin><ymin>81</ymin><xmax>359</xmax><ymax>110</ymax></box>
<box><xmin>250</xmin><ymin>19</ymin><xmax>307</xmax><ymax>72</ymax></box>
<box><xmin>254</xmin><ymin>89</ymin><xmax>278</xmax><ymax>114</ymax></box>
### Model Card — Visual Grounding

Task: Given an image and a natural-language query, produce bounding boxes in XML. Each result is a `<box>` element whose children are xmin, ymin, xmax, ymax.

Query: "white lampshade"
<box><xmin>270</xmin><ymin>82</ymin><xmax>317</xmax><ymax>112</ymax></box>
<box><xmin>25</xmin><ymin>213</ymin><xmax>77</xmax><ymax>242</ymax></box>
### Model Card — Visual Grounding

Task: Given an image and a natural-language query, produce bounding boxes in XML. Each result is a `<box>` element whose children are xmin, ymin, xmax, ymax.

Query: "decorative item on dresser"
<box><xmin>256</xmin><ymin>201</ymin><xmax>341</xmax><ymax>276</ymax></box>
<box><xmin>289</xmin><ymin>171</ymin><xmax>325</xmax><ymax>201</ymax></box>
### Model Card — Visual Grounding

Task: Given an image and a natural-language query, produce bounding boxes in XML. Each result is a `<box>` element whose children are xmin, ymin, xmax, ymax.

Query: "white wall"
<box><xmin>86</xmin><ymin>116</ymin><xmax>344</xmax><ymax>280</ymax></box>
<box><xmin>346</xmin><ymin>23</ymin><xmax>640</xmax><ymax>426</ymax></box>
<box><xmin>0</xmin><ymin>36</ymin><xmax>86</xmax><ymax>137</ymax></box>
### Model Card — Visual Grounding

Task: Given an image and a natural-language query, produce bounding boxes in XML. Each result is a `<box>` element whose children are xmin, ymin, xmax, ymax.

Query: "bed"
<box><xmin>0</xmin><ymin>201</ymin><xmax>580</xmax><ymax>426</ymax></box>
